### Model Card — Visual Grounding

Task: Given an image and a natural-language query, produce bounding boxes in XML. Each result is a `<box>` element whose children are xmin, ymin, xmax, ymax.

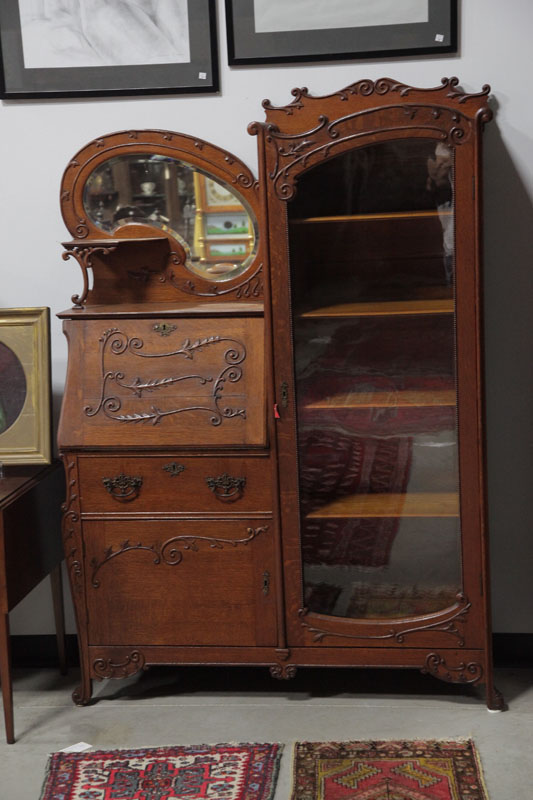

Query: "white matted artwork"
<box><xmin>18</xmin><ymin>0</ymin><xmax>190</xmax><ymax>69</ymax></box>
<box><xmin>253</xmin><ymin>0</ymin><xmax>428</xmax><ymax>33</ymax></box>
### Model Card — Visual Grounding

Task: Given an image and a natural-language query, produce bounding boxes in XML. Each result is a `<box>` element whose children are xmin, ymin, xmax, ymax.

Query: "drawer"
<box><xmin>83</xmin><ymin>518</ymin><xmax>276</xmax><ymax>647</ymax></box>
<box><xmin>59</xmin><ymin>316</ymin><xmax>266</xmax><ymax>448</ymax></box>
<box><xmin>78</xmin><ymin>455</ymin><xmax>272</xmax><ymax>513</ymax></box>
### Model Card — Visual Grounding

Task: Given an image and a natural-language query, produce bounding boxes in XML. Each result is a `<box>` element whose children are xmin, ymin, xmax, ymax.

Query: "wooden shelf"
<box><xmin>307</xmin><ymin>492</ymin><xmax>460</xmax><ymax>519</ymax></box>
<box><xmin>63</xmin><ymin>237</ymin><xmax>168</xmax><ymax>247</ymax></box>
<box><xmin>300</xmin><ymin>299</ymin><xmax>455</xmax><ymax>318</ymax></box>
<box><xmin>304</xmin><ymin>389</ymin><xmax>456</xmax><ymax>410</ymax></box>
<box><xmin>290</xmin><ymin>210</ymin><xmax>453</xmax><ymax>225</ymax></box>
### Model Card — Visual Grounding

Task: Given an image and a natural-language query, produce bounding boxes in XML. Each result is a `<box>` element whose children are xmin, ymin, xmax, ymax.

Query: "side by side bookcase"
<box><xmin>57</xmin><ymin>78</ymin><xmax>501</xmax><ymax>709</ymax></box>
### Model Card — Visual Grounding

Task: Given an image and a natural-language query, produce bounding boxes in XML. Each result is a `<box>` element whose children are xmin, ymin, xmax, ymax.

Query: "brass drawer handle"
<box><xmin>102</xmin><ymin>473</ymin><xmax>143</xmax><ymax>502</ymax></box>
<box><xmin>163</xmin><ymin>462</ymin><xmax>185</xmax><ymax>477</ymax></box>
<box><xmin>205</xmin><ymin>473</ymin><xmax>246</xmax><ymax>502</ymax></box>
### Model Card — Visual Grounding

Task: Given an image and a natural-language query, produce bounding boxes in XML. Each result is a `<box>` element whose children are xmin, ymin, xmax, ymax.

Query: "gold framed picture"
<box><xmin>0</xmin><ymin>308</ymin><xmax>51</xmax><ymax>465</ymax></box>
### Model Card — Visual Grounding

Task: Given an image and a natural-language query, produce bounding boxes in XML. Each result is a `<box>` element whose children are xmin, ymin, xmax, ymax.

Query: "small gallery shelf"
<box><xmin>300</xmin><ymin>299</ymin><xmax>455</xmax><ymax>318</ymax></box>
<box><xmin>290</xmin><ymin>209</ymin><xmax>453</xmax><ymax>225</ymax></box>
<box><xmin>304</xmin><ymin>389</ymin><xmax>457</xmax><ymax>410</ymax></box>
<box><xmin>307</xmin><ymin>492</ymin><xmax>460</xmax><ymax>519</ymax></box>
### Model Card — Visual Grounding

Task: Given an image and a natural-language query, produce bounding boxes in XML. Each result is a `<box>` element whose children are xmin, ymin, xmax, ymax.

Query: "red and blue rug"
<box><xmin>40</xmin><ymin>742</ymin><xmax>282</xmax><ymax>800</ymax></box>
<box><xmin>290</xmin><ymin>740</ymin><xmax>489</xmax><ymax>799</ymax></box>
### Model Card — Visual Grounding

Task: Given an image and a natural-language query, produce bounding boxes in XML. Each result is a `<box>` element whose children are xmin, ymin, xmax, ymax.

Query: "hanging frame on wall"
<box><xmin>0</xmin><ymin>308</ymin><xmax>51</xmax><ymax>465</ymax></box>
<box><xmin>0</xmin><ymin>0</ymin><xmax>218</xmax><ymax>99</ymax></box>
<box><xmin>226</xmin><ymin>0</ymin><xmax>457</xmax><ymax>65</ymax></box>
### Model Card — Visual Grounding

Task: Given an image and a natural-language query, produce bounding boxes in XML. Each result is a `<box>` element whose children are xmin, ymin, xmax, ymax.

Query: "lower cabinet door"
<box><xmin>83</xmin><ymin>519</ymin><xmax>276</xmax><ymax>647</ymax></box>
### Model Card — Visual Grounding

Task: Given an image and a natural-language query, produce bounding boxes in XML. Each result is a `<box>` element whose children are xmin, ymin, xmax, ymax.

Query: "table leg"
<box><xmin>0</xmin><ymin>612</ymin><xmax>14</xmax><ymax>744</ymax></box>
<box><xmin>50</xmin><ymin>564</ymin><xmax>67</xmax><ymax>675</ymax></box>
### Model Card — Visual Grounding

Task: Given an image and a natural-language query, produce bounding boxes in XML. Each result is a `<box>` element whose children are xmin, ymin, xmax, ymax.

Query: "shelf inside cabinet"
<box><xmin>307</xmin><ymin>492</ymin><xmax>460</xmax><ymax>519</ymax></box>
<box><xmin>300</xmin><ymin>299</ymin><xmax>455</xmax><ymax>318</ymax></box>
<box><xmin>290</xmin><ymin>210</ymin><xmax>453</xmax><ymax>225</ymax></box>
<box><xmin>304</xmin><ymin>388</ymin><xmax>456</xmax><ymax>410</ymax></box>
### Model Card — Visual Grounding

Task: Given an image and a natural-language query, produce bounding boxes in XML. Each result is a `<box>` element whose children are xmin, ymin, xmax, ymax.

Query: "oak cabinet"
<box><xmin>58</xmin><ymin>78</ymin><xmax>501</xmax><ymax>708</ymax></box>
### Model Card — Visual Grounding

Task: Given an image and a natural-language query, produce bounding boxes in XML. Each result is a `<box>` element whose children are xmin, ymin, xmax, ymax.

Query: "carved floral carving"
<box><xmin>90</xmin><ymin>526</ymin><xmax>269</xmax><ymax>588</ymax></box>
<box><xmin>84</xmin><ymin>328</ymin><xmax>247</xmax><ymax>426</ymax></box>
<box><xmin>270</xmin><ymin>664</ymin><xmax>297</xmax><ymax>680</ymax></box>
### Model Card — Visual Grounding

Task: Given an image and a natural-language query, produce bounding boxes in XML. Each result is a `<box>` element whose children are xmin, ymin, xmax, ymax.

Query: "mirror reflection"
<box><xmin>83</xmin><ymin>155</ymin><xmax>258</xmax><ymax>282</ymax></box>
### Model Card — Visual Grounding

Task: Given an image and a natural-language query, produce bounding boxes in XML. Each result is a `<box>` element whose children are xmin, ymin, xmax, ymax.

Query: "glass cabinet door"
<box><xmin>288</xmin><ymin>139</ymin><xmax>461</xmax><ymax>621</ymax></box>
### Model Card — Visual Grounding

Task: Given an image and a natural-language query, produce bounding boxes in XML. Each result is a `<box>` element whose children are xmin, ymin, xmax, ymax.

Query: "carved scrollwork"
<box><xmin>422</xmin><ymin>653</ymin><xmax>484</xmax><ymax>685</ymax></box>
<box><xmin>90</xmin><ymin>526</ymin><xmax>268</xmax><ymax>588</ymax></box>
<box><xmin>84</xmin><ymin>328</ymin><xmax>247</xmax><ymax>426</ymax></box>
<box><xmin>263</xmin><ymin>78</ymin><xmax>491</xmax><ymax>114</ymax></box>
<box><xmin>93</xmin><ymin>651</ymin><xmax>146</xmax><ymax>680</ymax></box>
<box><xmin>168</xmin><ymin>262</ymin><xmax>263</xmax><ymax>299</ymax></box>
<box><xmin>266</xmin><ymin>103</ymin><xmax>472</xmax><ymax>201</ymax></box>
<box><xmin>102</xmin><ymin>473</ymin><xmax>143</xmax><ymax>502</ymax></box>
<box><xmin>299</xmin><ymin>595</ymin><xmax>471</xmax><ymax>646</ymax></box>
<box><xmin>270</xmin><ymin>664</ymin><xmax>297</xmax><ymax>680</ymax></box>
<box><xmin>205</xmin><ymin>473</ymin><xmax>246</xmax><ymax>502</ymax></box>
<box><xmin>62</xmin><ymin>243</ymin><xmax>117</xmax><ymax>306</ymax></box>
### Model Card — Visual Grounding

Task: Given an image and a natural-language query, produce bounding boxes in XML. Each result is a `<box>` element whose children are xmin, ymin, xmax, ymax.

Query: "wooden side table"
<box><xmin>0</xmin><ymin>461</ymin><xmax>66</xmax><ymax>743</ymax></box>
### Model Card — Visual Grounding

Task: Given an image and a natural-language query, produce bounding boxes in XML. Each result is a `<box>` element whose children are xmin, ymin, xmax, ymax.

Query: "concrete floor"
<box><xmin>1</xmin><ymin>666</ymin><xmax>532</xmax><ymax>799</ymax></box>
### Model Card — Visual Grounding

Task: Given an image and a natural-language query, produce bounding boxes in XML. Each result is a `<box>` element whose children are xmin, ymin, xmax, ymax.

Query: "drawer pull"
<box><xmin>102</xmin><ymin>473</ymin><xmax>143</xmax><ymax>502</ymax></box>
<box><xmin>163</xmin><ymin>462</ymin><xmax>185</xmax><ymax>477</ymax></box>
<box><xmin>205</xmin><ymin>473</ymin><xmax>246</xmax><ymax>502</ymax></box>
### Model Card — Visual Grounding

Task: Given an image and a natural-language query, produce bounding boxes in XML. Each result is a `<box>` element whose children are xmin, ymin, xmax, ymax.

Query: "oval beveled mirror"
<box><xmin>83</xmin><ymin>154</ymin><xmax>258</xmax><ymax>282</ymax></box>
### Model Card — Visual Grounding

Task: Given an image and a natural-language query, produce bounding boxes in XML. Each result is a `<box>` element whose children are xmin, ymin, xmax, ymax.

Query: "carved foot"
<box><xmin>72</xmin><ymin>681</ymin><xmax>93</xmax><ymax>706</ymax></box>
<box><xmin>269</xmin><ymin>664</ymin><xmax>297</xmax><ymax>680</ymax></box>
<box><xmin>486</xmin><ymin>685</ymin><xmax>505</xmax><ymax>712</ymax></box>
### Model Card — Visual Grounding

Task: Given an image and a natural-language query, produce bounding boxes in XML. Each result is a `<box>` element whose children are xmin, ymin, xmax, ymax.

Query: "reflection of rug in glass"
<box><xmin>299</xmin><ymin>431</ymin><xmax>413</xmax><ymax>516</ymax></box>
<box><xmin>303</xmin><ymin>517</ymin><xmax>401</xmax><ymax>568</ymax></box>
<box><xmin>40</xmin><ymin>743</ymin><xmax>282</xmax><ymax>800</ymax></box>
<box><xmin>299</xmin><ymin>430</ymin><xmax>411</xmax><ymax>568</ymax></box>
<box><xmin>304</xmin><ymin>581</ymin><xmax>342</xmax><ymax>615</ymax></box>
<box><xmin>291</xmin><ymin>740</ymin><xmax>489</xmax><ymax>800</ymax></box>
<box><xmin>346</xmin><ymin>583</ymin><xmax>459</xmax><ymax>619</ymax></box>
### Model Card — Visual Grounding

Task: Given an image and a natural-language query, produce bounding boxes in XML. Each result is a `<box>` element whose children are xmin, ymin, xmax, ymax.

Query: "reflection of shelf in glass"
<box><xmin>300</xmin><ymin>299</ymin><xmax>455</xmax><ymax>318</ymax></box>
<box><xmin>290</xmin><ymin>210</ymin><xmax>453</xmax><ymax>224</ymax></box>
<box><xmin>307</xmin><ymin>492</ymin><xmax>460</xmax><ymax>519</ymax></box>
<box><xmin>304</xmin><ymin>389</ymin><xmax>456</xmax><ymax>410</ymax></box>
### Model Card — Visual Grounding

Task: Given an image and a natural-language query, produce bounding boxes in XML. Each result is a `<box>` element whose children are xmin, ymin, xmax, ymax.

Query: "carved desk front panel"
<box><xmin>59</xmin><ymin>317</ymin><xmax>266</xmax><ymax>448</ymax></box>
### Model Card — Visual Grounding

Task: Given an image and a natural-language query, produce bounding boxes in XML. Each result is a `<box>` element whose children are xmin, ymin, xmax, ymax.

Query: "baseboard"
<box><xmin>9</xmin><ymin>633</ymin><xmax>533</xmax><ymax>669</ymax></box>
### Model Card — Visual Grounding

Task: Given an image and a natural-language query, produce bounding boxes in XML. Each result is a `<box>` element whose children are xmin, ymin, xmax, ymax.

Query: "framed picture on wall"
<box><xmin>0</xmin><ymin>308</ymin><xmax>51</xmax><ymax>465</ymax></box>
<box><xmin>0</xmin><ymin>0</ymin><xmax>218</xmax><ymax>99</ymax></box>
<box><xmin>226</xmin><ymin>0</ymin><xmax>457</xmax><ymax>65</ymax></box>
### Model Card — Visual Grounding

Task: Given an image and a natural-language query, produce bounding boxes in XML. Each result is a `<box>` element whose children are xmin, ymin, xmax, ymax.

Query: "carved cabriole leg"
<box><xmin>269</xmin><ymin>664</ymin><xmax>297</xmax><ymax>680</ymax></box>
<box><xmin>61</xmin><ymin>458</ymin><xmax>92</xmax><ymax>706</ymax></box>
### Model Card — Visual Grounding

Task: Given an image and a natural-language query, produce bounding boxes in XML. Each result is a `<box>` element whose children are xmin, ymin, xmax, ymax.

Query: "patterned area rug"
<box><xmin>291</xmin><ymin>740</ymin><xmax>489</xmax><ymax>800</ymax></box>
<box><xmin>40</xmin><ymin>742</ymin><xmax>282</xmax><ymax>800</ymax></box>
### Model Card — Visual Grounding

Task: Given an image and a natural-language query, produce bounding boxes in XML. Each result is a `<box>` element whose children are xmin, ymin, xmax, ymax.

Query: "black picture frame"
<box><xmin>0</xmin><ymin>0</ymin><xmax>219</xmax><ymax>99</ymax></box>
<box><xmin>226</xmin><ymin>0</ymin><xmax>457</xmax><ymax>66</ymax></box>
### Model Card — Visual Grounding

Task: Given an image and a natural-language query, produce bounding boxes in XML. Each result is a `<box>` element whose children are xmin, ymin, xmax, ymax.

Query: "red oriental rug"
<box><xmin>40</xmin><ymin>742</ymin><xmax>282</xmax><ymax>800</ymax></box>
<box><xmin>290</xmin><ymin>740</ymin><xmax>489</xmax><ymax>800</ymax></box>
